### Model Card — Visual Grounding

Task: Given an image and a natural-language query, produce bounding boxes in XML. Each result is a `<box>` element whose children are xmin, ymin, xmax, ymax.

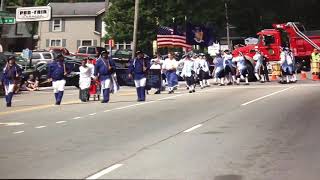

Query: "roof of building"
<box><xmin>48</xmin><ymin>2</ymin><xmax>105</xmax><ymax>17</ymax></box>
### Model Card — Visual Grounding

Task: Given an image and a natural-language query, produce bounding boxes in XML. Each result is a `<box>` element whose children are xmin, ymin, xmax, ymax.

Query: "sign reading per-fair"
<box><xmin>16</xmin><ymin>6</ymin><xmax>52</xmax><ymax>22</ymax></box>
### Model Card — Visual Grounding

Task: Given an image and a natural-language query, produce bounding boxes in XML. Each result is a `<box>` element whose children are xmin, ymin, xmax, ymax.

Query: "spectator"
<box><xmin>25</xmin><ymin>74</ymin><xmax>39</xmax><ymax>91</ymax></box>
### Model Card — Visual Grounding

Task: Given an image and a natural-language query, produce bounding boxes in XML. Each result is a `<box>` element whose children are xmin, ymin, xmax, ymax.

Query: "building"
<box><xmin>37</xmin><ymin>2</ymin><xmax>106</xmax><ymax>53</ymax></box>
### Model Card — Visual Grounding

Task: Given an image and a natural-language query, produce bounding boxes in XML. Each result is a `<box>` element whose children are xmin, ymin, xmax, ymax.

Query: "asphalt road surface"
<box><xmin>1</xmin><ymin>81</ymin><xmax>320</xmax><ymax>180</ymax></box>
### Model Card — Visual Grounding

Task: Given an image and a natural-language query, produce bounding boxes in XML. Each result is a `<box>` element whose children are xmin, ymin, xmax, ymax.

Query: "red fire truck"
<box><xmin>233</xmin><ymin>22</ymin><xmax>320</xmax><ymax>71</ymax></box>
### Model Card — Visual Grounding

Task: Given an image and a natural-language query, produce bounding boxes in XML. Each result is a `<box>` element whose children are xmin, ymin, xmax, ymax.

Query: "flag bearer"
<box><xmin>181</xmin><ymin>55</ymin><xmax>196</xmax><ymax>93</ymax></box>
<box><xmin>94</xmin><ymin>51</ymin><xmax>116</xmax><ymax>103</ymax></box>
<box><xmin>163</xmin><ymin>52</ymin><xmax>179</xmax><ymax>94</ymax></box>
<box><xmin>213</xmin><ymin>52</ymin><xmax>225</xmax><ymax>86</ymax></box>
<box><xmin>1</xmin><ymin>56</ymin><xmax>22</xmax><ymax>107</ymax></box>
<box><xmin>48</xmin><ymin>54</ymin><xmax>69</xmax><ymax>105</ymax></box>
<box><xmin>128</xmin><ymin>51</ymin><xmax>150</xmax><ymax>101</ymax></box>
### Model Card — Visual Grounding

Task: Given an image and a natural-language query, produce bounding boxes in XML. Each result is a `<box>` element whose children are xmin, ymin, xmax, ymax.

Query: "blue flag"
<box><xmin>186</xmin><ymin>22</ymin><xmax>215</xmax><ymax>47</ymax></box>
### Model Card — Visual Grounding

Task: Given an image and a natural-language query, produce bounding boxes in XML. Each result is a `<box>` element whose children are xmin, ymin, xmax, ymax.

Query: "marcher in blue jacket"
<box><xmin>48</xmin><ymin>54</ymin><xmax>68</xmax><ymax>105</ymax></box>
<box><xmin>1</xmin><ymin>56</ymin><xmax>22</xmax><ymax>107</ymax></box>
<box><xmin>94</xmin><ymin>51</ymin><xmax>116</xmax><ymax>103</ymax></box>
<box><xmin>128</xmin><ymin>51</ymin><xmax>150</xmax><ymax>101</ymax></box>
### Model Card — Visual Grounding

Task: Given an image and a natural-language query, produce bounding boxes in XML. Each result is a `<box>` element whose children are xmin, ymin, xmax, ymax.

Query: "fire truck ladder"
<box><xmin>287</xmin><ymin>22</ymin><xmax>320</xmax><ymax>51</ymax></box>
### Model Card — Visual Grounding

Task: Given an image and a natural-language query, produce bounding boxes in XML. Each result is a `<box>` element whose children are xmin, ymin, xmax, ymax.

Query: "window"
<box><xmin>52</xmin><ymin>19</ymin><xmax>62</xmax><ymax>32</ymax></box>
<box><xmin>88</xmin><ymin>47</ymin><xmax>96</xmax><ymax>54</ymax></box>
<box><xmin>78</xmin><ymin>47</ymin><xmax>87</xmax><ymax>54</ymax></box>
<box><xmin>81</xmin><ymin>40</ymin><xmax>93</xmax><ymax>46</ymax></box>
<box><xmin>43</xmin><ymin>53</ymin><xmax>53</xmax><ymax>59</ymax></box>
<box><xmin>263</xmin><ymin>35</ymin><xmax>275</xmax><ymax>46</ymax></box>
<box><xmin>50</xmin><ymin>39</ymin><xmax>62</xmax><ymax>47</ymax></box>
<box><xmin>31</xmin><ymin>53</ymin><xmax>41</xmax><ymax>59</ymax></box>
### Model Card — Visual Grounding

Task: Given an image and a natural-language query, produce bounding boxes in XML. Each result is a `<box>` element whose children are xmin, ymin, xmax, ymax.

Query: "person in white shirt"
<box><xmin>163</xmin><ymin>52</ymin><xmax>178</xmax><ymax>94</ymax></box>
<box><xmin>79</xmin><ymin>59</ymin><xmax>93</xmax><ymax>102</ymax></box>
<box><xmin>150</xmin><ymin>53</ymin><xmax>164</xmax><ymax>94</ymax></box>
<box><xmin>253</xmin><ymin>49</ymin><xmax>265</xmax><ymax>83</ymax></box>
<box><xmin>196</xmin><ymin>54</ymin><xmax>210</xmax><ymax>88</ymax></box>
<box><xmin>181</xmin><ymin>55</ymin><xmax>196</xmax><ymax>93</ymax></box>
<box><xmin>233</xmin><ymin>52</ymin><xmax>249</xmax><ymax>85</ymax></box>
<box><xmin>213</xmin><ymin>52</ymin><xmax>225</xmax><ymax>86</ymax></box>
<box><xmin>223</xmin><ymin>50</ymin><xmax>236</xmax><ymax>85</ymax></box>
<box><xmin>279</xmin><ymin>47</ymin><xmax>295</xmax><ymax>83</ymax></box>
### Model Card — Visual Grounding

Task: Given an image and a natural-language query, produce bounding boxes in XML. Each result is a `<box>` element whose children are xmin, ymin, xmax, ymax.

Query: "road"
<box><xmin>1</xmin><ymin>81</ymin><xmax>320</xmax><ymax>180</ymax></box>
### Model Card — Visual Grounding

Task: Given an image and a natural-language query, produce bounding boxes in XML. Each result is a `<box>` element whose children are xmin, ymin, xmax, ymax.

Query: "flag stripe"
<box><xmin>157</xmin><ymin>26</ymin><xmax>192</xmax><ymax>48</ymax></box>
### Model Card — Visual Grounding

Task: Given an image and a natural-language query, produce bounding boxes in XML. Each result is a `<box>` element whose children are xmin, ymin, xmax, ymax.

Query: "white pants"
<box><xmin>101</xmin><ymin>79</ymin><xmax>111</xmax><ymax>90</ymax></box>
<box><xmin>4</xmin><ymin>83</ymin><xmax>15</xmax><ymax>95</ymax></box>
<box><xmin>52</xmin><ymin>80</ymin><xmax>66</xmax><ymax>93</ymax></box>
<box><xmin>134</xmin><ymin>78</ymin><xmax>146</xmax><ymax>88</ymax></box>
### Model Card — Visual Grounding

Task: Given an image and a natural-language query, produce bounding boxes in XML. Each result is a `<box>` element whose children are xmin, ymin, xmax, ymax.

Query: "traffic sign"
<box><xmin>16</xmin><ymin>6</ymin><xmax>51</xmax><ymax>22</ymax></box>
<box><xmin>0</xmin><ymin>17</ymin><xmax>16</xmax><ymax>24</ymax></box>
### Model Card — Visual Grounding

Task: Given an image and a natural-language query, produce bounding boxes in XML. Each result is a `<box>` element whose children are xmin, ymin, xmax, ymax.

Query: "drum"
<box><xmin>272</xmin><ymin>63</ymin><xmax>281</xmax><ymax>76</ymax></box>
<box><xmin>311</xmin><ymin>62</ymin><xmax>320</xmax><ymax>73</ymax></box>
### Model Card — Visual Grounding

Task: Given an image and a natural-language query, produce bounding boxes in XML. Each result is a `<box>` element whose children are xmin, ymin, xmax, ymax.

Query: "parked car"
<box><xmin>112</xmin><ymin>49</ymin><xmax>150</xmax><ymax>68</ymax></box>
<box><xmin>75</xmin><ymin>46</ymin><xmax>105</xmax><ymax>58</ymax></box>
<box><xmin>30</xmin><ymin>51</ymin><xmax>54</xmax><ymax>65</ymax></box>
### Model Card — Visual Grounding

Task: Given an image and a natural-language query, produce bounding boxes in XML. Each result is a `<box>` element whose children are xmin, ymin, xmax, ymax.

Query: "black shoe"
<box><xmin>186</xmin><ymin>87</ymin><xmax>189</xmax><ymax>90</ymax></box>
<box><xmin>193</xmin><ymin>89</ymin><xmax>196</xmax><ymax>92</ymax></box>
<box><xmin>101</xmin><ymin>100</ymin><xmax>109</xmax><ymax>103</ymax></box>
<box><xmin>55</xmin><ymin>101</ymin><xmax>61</xmax><ymax>105</ymax></box>
<box><xmin>245</xmin><ymin>83</ymin><xmax>250</xmax><ymax>85</ymax></box>
<box><xmin>219</xmin><ymin>84</ymin><xmax>225</xmax><ymax>86</ymax></box>
<box><xmin>6</xmin><ymin>103</ymin><xmax>11</xmax><ymax>107</ymax></box>
<box><xmin>260</xmin><ymin>81</ymin><xmax>265</xmax><ymax>83</ymax></box>
<box><xmin>227</xmin><ymin>82</ymin><xmax>232</xmax><ymax>85</ymax></box>
<box><xmin>189</xmin><ymin>90</ymin><xmax>192</xmax><ymax>93</ymax></box>
<box><xmin>154</xmin><ymin>90</ymin><xmax>161</xmax><ymax>94</ymax></box>
<box><xmin>168</xmin><ymin>90</ymin><xmax>174</xmax><ymax>94</ymax></box>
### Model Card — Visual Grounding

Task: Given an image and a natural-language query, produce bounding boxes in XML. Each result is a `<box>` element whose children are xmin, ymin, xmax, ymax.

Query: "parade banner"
<box><xmin>116</xmin><ymin>69</ymin><xmax>162</xmax><ymax>89</ymax></box>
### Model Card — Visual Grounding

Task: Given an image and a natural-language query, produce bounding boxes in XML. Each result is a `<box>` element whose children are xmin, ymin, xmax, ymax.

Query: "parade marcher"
<box><xmin>223</xmin><ymin>50</ymin><xmax>236</xmax><ymax>85</ymax></box>
<box><xmin>94</xmin><ymin>51</ymin><xmax>116</xmax><ymax>103</ymax></box>
<box><xmin>1</xmin><ymin>56</ymin><xmax>22</xmax><ymax>107</ymax></box>
<box><xmin>279</xmin><ymin>47</ymin><xmax>294</xmax><ymax>83</ymax></box>
<box><xmin>128</xmin><ymin>51</ymin><xmax>150</xmax><ymax>101</ymax></box>
<box><xmin>150</xmin><ymin>53</ymin><xmax>164</xmax><ymax>94</ymax></box>
<box><xmin>197</xmin><ymin>54</ymin><xmax>210</xmax><ymax>88</ymax></box>
<box><xmin>288</xmin><ymin>48</ymin><xmax>297</xmax><ymax>83</ymax></box>
<box><xmin>213</xmin><ymin>52</ymin><xmax>225</xmax><ymax>86</ymax></box>
<box><xmin>79</xmin><ymin>59</ymin><xmax>93</xmax><ymax>102</ymax></box>
<box><xmin>181</xmin><ymin>55</ymin><xmax>196</xmax><ymax>93</ymax></box>
<box><xmin>48</xmin><ymin>54</ymin><xmax>69</xmax><ymax>105</ymax></box>
<box><xmin>253</xmin><ymin>49</ymin><xmax>265</xmax><ymax>83</ymax></box>
<box><xmin>163</xmin><ymin>52</ymin><xmax>179</xmax><ymax>94</ymax></box>
<box><xmin>233</xmin><ymin>52</ymin><xmax>249</xmax><ymax>85</ymax></box>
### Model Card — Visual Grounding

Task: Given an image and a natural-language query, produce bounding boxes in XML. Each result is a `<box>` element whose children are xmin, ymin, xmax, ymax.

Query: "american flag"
<box><xmin>157</xmin><ymin>26</ymin><xmax>192</xmax><ymax>49</ymax></box>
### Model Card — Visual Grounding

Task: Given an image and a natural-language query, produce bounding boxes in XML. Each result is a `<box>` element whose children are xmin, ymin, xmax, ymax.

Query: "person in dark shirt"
<box><xmin>94</xmin><ymin>51</ymin><xmax>116</xmax><ymax>103</ymax></box>
<box><xmin>128</xmin><ymin>51</ymin><xmax>150</xmax><ymax>101</ymax></box>
<box><xmin>1</xmin><ymin>56</ymin><xmax>22</xmax><ymax>107</ymax></box>
<box><xmin>48</xmin><ymin>54</ymin><xmax>68</xmax><ymax>105</ymax></box>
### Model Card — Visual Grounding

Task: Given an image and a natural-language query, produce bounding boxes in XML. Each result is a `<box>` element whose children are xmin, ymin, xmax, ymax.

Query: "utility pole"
<box><xmin>0</xmin><ymin>0</ymin><xmax>5</xmax><ymax>11</ymax></box>
<box><xmin>225</xmin><ymin>1</ymin><xmax>231</xmax><ymax>50</ymax></box>
<box><xmin>132</xmin><ymin>0</ymin><xmax>139</xmax><ymax>59</ymax></box>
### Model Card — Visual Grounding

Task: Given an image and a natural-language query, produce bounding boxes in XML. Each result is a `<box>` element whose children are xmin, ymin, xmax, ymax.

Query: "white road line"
<box><xmin>73</xmin><ymin>117</ymin><xmax>82</xmax><ymax>120</ymax></box>
<box><xmin>56</xmin><ymin>121</ymin><xmax>66</xmax><ymax>124</ymax></box>
<box><xmin>12</xmin><ymin>100</ymin><xmax>24</xmax><ymax>102</ymax></box>
<box><xmin>13</xmin><ymin>131</ymin><xmax>24</xmax><ymax>134</ymax></box>
<box><xmin>158</xmin><ymin>94</ymin><xmax>184</xmax><ymax>101</ymax></box>
<box><xmin>184</xmin><ymin>124</ymin><xmax>203</xmax><ymax>133</ymax></box>
<box><xmin>35</xmin><ymin>126</ymin><xmax>46</xmax><ymax>129</ymax></box>
<box><xmin>104</xmin><ymin>110</ymin><xmax>112</xmax><ymax>112</ymax></box>
<box><xmin>89</xmin><ymin>113</ymin><xmax>97</xmax><ymax>116</ymax></box>
<box><xmin>86</xmin><ymin>164</ymin><xmax>123</xmax><ymax>180</ymax></box>
<box><xmin>241</xmin><ymin>86</ymin><xmax>294</xmax><ymax>106</ymax></box>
